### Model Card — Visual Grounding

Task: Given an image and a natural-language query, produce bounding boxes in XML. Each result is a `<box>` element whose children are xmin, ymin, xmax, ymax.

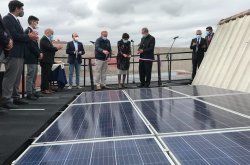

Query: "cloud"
<box><xmin>0</xmin><ymin>0</ymin><xmax>249</xmax><ymax>47</ymax></box>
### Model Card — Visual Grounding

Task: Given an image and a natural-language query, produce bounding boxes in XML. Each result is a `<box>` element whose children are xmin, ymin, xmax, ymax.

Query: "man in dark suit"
<box><xmin>24</xmin><ymin>16</ymin><xmax>43</xmax><ymax>100</ymax></box>
<box><xmin>1</xmin><ymin>0</ymin><xmax>38</xmax><ymax>109</ymax></box>
<box><xmin>40</xmin><ymin>28</ymin><xmax>62</xmax><ymax>94</ymax></box>
<box><xmin>190</xmin><ymin>30</ymin><xmax>207</xmax><ymax>80</ymax></box>
<box><xmin>137</xmin><ymin>27</ymin><xmax>155</xmax><ymax>88</ymax></box>
<box><xmin>205</xmin><ymin>26</ymin><xmax>215</xmax><ymax>48</ymax></box>
<box><xmin>66</xmin><ymin>32</ymin><xmax>85</xmax><ymax>89</ymax></box>
<box><xmin>0</xmin><ymin>13</ymin><xmax>13</xmax><ymax>110</ymax></box>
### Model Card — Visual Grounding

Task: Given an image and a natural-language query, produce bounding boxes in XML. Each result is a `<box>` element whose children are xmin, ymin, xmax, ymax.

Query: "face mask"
<box><xmin>123</xmin><ymin>39</ymin><xmax>128</xmax><ymax>43</ymax></box>
<box><xmin>49</xmin><ymin>35</ymin><xmax>54</xmax><ymax>41</ymax></box>
<box><xmin>74</xmin><ymin>37</ymin><xmax>79</xmax><ymax>41</ymax></box>
<box><xmin>206</xmin><ymin>31</ymin><xmax>210</xmax><ymax>36</ymax></box>
<box><xmin>142</xmin><ymin>34</ymin><xmax>148</xmax><ymax>38</ymax></box>
<box><xmin>102</xmin><ymin>37</ymin><xmax>107</xmax><ymax>40</ymax></box>
<box><xmin>196</xmin><ymin>34</ymin><xmax>202</xmax><ymax>38</ymax></box>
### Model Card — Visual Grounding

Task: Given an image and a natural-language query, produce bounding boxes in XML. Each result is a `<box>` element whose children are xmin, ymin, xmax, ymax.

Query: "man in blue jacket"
<box><xmin>66</xmin><ymin>32</ymin><xmax>85</xmax><ymax>89</ymax></box>
<box><xmin>1</xmin><ymin>0</ymin><xmax>38</xmax><ymax>109</ymax></box>
<box><xmin>95</xmin><ymin>31</ymin><xmax>112</xmax><ymax>90</ymax></box>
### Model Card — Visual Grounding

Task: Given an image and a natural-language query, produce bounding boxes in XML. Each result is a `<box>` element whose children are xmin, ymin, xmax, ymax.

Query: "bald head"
<box><xmin>196</xmin><ymin>30</ymin><xmax>202</xmax><ymax>35</ymax></box>
<box><xmin>44</xmin><ymin>28</ymin><xmax>54</xmax><ymax>37</ymax></box>
<box><xmin>72</xmin><ymin>32</ymin><xmax>79</xmax><ymax>41</ymax></box>
<box><xmin>101</xmin><ymin>31</ymin><xmax>108</xmax><ymax>37</ymax></box>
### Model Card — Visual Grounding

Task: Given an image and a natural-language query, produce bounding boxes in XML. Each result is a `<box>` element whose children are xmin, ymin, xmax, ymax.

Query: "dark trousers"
<box><xmin>139</xmin><ymin>60</ymin><xmax>153</xmax><ymax>87</ymax></box>
<box><xmin>192</xmin><ymin>53</ymin><xmax>204</xmax><ymax>79</ymax></box>
<box><xmin>40</xmin><ymin>62</ymin><xmax>52</xmax><ymax>91</ymax></box>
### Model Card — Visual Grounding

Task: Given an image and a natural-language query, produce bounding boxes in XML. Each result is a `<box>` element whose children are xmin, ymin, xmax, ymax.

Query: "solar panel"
<box><xmin>167</xmin><ymin>85</ymin><xmax>242</xmax><ymax>97</ymax></box>
<box><xmin>125</xmin><ymin>88</ymin><xmax>186</xmax><ymax>100</ymax></box>
<box><xmin>198</xmin><ymin>94</ymin><xmax>250</xmax><ymax>117</ymax></box>
<box><xmin>72</xmin><ymin>90</ymin><xmax>128</xmax><ymax>104</ymax></box>
<box><xmin>15</xmin><ymin>138</ymin><xmax>173</xmax><ymax>165</ymax></box>
<box><xmin>35</xmin><ymin>102</ymin><xmax>151</xmax><ymax>143</ymax></box>
<box><xmin>135</xmin><ymin>98</ymin><xmax>250</xmax><ymax>134</ymax></box>
<box><xmin>162</xmin><ymin>131</ymin><xmax>250</xmax><ymax>165</ymax></box>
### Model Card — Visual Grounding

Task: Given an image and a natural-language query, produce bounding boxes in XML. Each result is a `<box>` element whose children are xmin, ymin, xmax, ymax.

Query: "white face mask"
<box><xmin>196</xmin><ymin>34</ymin><xmax>202</xmax><ymax>38</ymax></box>
<box><xmin>102</xmin><ymin>37</ymin><xmax>107</xmax><ymax>40</ymax></box>
<box><xmin>123</xmin><ymin>39</ymin><xmax>128</xmax><ymax>43</ymax></box>
<box><xmin>74</xmin><ymin>37</ymin><xmax>79</xmax><ymax>41</ymax></box>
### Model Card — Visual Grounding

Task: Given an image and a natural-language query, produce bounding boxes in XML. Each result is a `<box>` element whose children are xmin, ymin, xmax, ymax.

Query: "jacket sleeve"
<box><xmin>79</xmin><ymin>43</ymin><xmax>85</xmax><ymax>55</ymax></box>
<box><xmin>190</xmin><ymin>39</ymin><xmax>196</xmax><ymax>50</ymax></box>
<box><xmin>3</xmin><ymin>16</ymin><xmax>29</xmax><ymax>43</ymax></box>
<box><xmin>0</xmin><ymin>26</ymin><xmax>10</xmax><ymax>46</ymax></box>
<box><xmin>40</xmin><ymin>38</ymin><xmax>58</xmax><ymax>52</ymax></box>
<box><xmin>25</xmin><ymin>29</ymin><xmax>40</xmax><ymax>57</ymax></box>
<box><xmin>95</xmin><ymin>38</ymin><xmax>103</xmax><ymax>53</ymax></box>
<box><xmin>66</xmin><ymin>42</ymin><xmax>75</xmax><ymax>55</ymax></box>
<box><xmin>143</xmin><ymin>37</ymin><xmax>155</xmax><ymax>53</ymax></box>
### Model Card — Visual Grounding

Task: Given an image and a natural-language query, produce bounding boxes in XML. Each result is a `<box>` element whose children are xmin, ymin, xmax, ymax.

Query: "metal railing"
<box><xmin>21</xmin><ymin>51</ymin><xmax>193</xmax><ymax>96</ymax></box>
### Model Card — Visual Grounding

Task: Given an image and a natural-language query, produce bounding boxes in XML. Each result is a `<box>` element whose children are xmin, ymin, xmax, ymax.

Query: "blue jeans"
<box><xmin>69</xmin><ymin>60</ymin><xmax>81</xmax><ymax>86</ymax></box>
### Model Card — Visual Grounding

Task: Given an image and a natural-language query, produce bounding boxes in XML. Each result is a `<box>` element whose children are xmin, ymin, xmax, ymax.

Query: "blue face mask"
<box><xmin>206</xmin><ymin>31</ymin><xmax>210</xmax><ymax>36</ymax></box>
<box><xmin>49</xmin><ymin>35</ymin><xmax>54</xmax><ymax>41</ymax></box>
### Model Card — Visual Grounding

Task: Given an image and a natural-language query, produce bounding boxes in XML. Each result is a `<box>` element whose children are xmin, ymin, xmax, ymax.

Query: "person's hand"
<box><xmin>39</xmin><ymin>53</ymin><xmax>43</xmax><ymax>60</ymax></box>
<box><xmin>78</xmin><ymin>51</ymin><xmax>82</xmax><ymax>54</ymax></box>
<box><xmin>128</xmin><ymin>55</ymin><xmax>132</xmax><ymax>58</ymax></box>
<box><xmin>137</xmin><ymin>49</ymin><xmax>143</xmax><ymax>54</ymax></box>
<box><xmin>28</xmin><ymin>32</ymin><xmax>39</xmax><ymax>41</ymax></box>
<box><xmin>107</xmin><ymin>58</ymin><xmax>111</xmax><ymax>62</ymax></box>
<box><xmin>192</xmin><ymin>42</ymin><xmax>197</xmax><ymax>46</ymax></box>
<box><xmin>5</xmin><ymin>39</ymin><xmax>13</xmax><ymax>50</ymax></box>
<box><xmin>103</xmin><ymin>50</ymin><xmax>109</xmax><ymax>56</ymax></box>
<box><xmin>123</xmin><ymin>54</ymin><xmax>128</xmax><ymax>58</ymax></box>
<box><xmin>55</xmin><ymin>45</ymin><xmax>63</xmax><ymax>50</ymax></box>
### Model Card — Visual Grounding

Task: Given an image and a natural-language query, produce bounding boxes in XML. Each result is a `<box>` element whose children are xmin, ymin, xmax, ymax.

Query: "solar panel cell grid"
<box><xmin>163</xmin><ymin>131</ymin><xmax>250</xmax><ymax>165</ymax></box>
<box><xmin>36</xmin><ymin>102</ymin><xmax>151</xmax><ymax>143</ymax></box>
<box><xmin>16</xmin><ymin>139</ymin><xmax>172</xmax><ymax>165</ymax></box>
<box><xmin>72</xmin><ymin>90</ymin><xmax>128</xmax><ymax>104</ymax></box>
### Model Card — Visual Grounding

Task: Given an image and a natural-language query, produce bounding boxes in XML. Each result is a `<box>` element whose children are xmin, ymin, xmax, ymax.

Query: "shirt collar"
<box><xmin>29</xmin><ymin>26</ymin><xmax>34</xmax><ymax>31</ymax></box>
<box><xmin>10</xmin><ymin>13</ymin><xmax>18</xmax><ymax>20</ymax></box>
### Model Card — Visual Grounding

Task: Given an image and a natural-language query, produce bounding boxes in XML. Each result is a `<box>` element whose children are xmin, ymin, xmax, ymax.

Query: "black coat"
<box><xmin>24</xmin><ymin>27</ymin><xmax>41</xmax><ymax>64</ymax></box>
<box><xmin>138</xmin><ymin>34</ymin><xmax>155</xmax><ymax>60</ymax></box>
<box><xmin>0</xmin><ymin>14</ymin><xmax>11</xmax><ymax>56</ymax></box>
<box><xmin>117</xmin><ymin>40</ymin><xmax>131</xmax><ymax>70</ymax></box>
<box><xmin>2</xmin><ymin>13</ymin><xmax>30</xmax><ymax>58</ymax></box>
<box><xmin>95</xmin><ymin>37</ymin><xmax>112</xmax><ymax>61</ymax></box>
<box><xmin>40</xmin><ymin>36</ymin><xmax>58</xmax><ymax>64</ymax></box>
<box><xmin>190</xmin><ymin>38</ymin><xmax>207</xmax><ymax>57</ymax></box>
<box><xmin>66</xmin><ymin>41</ymin><xmax>85</xmax><ymax>64</ymax></box>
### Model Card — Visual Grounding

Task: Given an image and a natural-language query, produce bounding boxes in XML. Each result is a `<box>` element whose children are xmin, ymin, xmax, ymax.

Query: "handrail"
<box><xmin>21</xmin><ymin>51</ymin><xmax>193</xmax><ymax>95</ymax></box>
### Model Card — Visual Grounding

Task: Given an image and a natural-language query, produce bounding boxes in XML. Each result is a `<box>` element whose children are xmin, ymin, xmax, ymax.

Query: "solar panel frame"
<box><xmin>197</xmin><ymin>94</ymin><xmax>250</xmax><ymax>117</ymax></box>
<box><xmin>72</xmin><ymin>90</ymin><xmax>130</xmax><ymax>104</ymax></box>
<box><xmin>134</xmin><ymin>98</ymin><xmax>250</xmax><ymax>135</ymax></box>
<box><xmin>33</xmin><ymin>102</ymin><xmax>153</xmax><ymax>144</ymax></box>
<box><xmin>166</xmin><ymin>85</ymin><xmax>244</xmax><ymax>97</ymax></box>
<box><xmin>125</xmin><ymin>87</ymin><xmax>187</xmax><ymax>101</ymax></box>
<box><xmin>13</xmin><ymin>137</ymin><xmax>175</xmax><ymax>165</ymax></box>
<box><xmin>160</xmin><ymin>130</ymin><xmax>250</xmax><ymax>165</ymax></box>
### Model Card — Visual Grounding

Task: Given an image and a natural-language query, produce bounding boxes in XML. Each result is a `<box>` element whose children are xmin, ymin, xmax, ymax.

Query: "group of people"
<box><xmin>190</xmin><ymin>27</ymin><xmax>214</xmax><ymax>79</ymax></box>
<box><xmin>0</xmin><ymin>0</ymin><xmax>63</xmax><ymax>109</ymax></box>
<box><xmin>0</xmin><ymin>0</ymin><xmax>214</xmax><ymax>110</ymax></box>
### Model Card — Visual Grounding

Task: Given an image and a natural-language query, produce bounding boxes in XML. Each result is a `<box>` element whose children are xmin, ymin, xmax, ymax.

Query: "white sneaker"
<box><xmin>68</xmin><ymin>86</ymin><xmax>72</xmax><ymax>90</ymax></box>
<box><xmin>77</xmin><ymin>86</ymin><xmax>82</xmax><ymax>89</ymax></box>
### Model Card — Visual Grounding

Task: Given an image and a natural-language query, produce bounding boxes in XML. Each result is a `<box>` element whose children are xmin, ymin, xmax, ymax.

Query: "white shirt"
<box><xmin>73</xmin><ymin>41</ymin><xmax>78</xmax><ymax>53</ymax></box>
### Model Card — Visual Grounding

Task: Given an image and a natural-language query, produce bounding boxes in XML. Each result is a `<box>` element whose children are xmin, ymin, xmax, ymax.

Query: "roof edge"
<box><xmin>218</xmin><ymin>9</ymin><xmax>250</xmax><ymax>25</ymax></box>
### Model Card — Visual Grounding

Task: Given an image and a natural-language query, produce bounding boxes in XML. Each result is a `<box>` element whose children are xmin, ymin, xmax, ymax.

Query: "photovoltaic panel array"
<box><xmin>15</xmin><ymin>138</ymin><xmax>172</xmax><ymax>165</ymax></box>
<box><xmin>135</xmin><ymin>98</ymin><xmax>250</xmax><ymax>134</ymax></box>
<box><xmin>13</xmin><ymin>85</ymin><xmax>250</xmax><ymax>165</ymax></box>
<box><xmin>162</xmin><ymin>131</ymin><xmax>250</xmax><ymax>165</ymax></box>
<box><xmin>36</xmin><ymin>102</ymin><xmax>151</xmax><ymax>143</ymax></box>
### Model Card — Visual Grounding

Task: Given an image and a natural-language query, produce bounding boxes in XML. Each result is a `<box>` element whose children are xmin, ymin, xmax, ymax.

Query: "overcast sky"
<box><xmin>0</xmin><ymin>0</ymin><xmax>249</xmax><ymax>47</ymax></box>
